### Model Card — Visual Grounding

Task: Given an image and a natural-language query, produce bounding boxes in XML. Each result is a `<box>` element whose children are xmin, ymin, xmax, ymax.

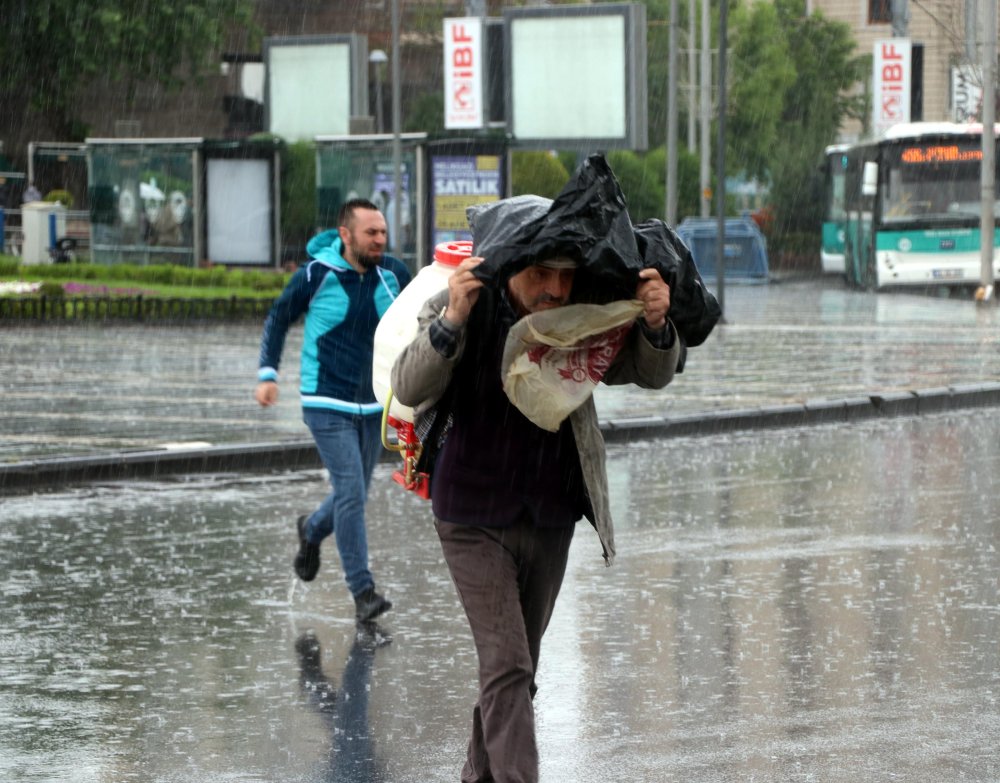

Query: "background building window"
<box><xmin>869</xmin><ymin>0</ymin><xmax>892</xmax><ymax>24</ymax></box>
<box><xmin>911</xmin><ymin>43</ymin><xmax>924</xmax><ymax>120</ymax></box>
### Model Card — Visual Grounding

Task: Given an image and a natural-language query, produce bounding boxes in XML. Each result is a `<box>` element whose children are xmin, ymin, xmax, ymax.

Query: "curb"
<box><xmin>599</xmin><ymin>382</ymin><xmax>1000</xmax><ymax>443</ymax></box>
<box><xmin>4</xmin><ymin>382</ymin><xmax>1000</xmax><ymax>495</ymax></box>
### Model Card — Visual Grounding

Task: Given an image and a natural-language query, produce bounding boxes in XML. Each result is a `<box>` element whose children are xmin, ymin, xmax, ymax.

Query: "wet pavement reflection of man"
<box><xmin>295</xmin><ymin>625</ymin><xmax>391</xmax><ymax>783</ymax></box>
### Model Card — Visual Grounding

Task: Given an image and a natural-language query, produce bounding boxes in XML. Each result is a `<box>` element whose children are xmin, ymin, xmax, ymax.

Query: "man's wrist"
<box><xmin>640</xmin><ymin>318</ymin><xmax>675</xmax><ymax>349</ymax></box>
<box><xmin>439</xmin><ymin>311</ymin><xmax>463</xmax><ymax>331</ymax></box>
<box><xmin>430</xmin><ymin>316</ymin><xmax>460</xmax><ymax>358</ymax></box>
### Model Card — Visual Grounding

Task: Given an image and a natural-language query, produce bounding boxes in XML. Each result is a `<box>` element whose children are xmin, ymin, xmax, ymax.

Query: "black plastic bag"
<box><xmin>468</xmin><ymin>153</ymin><xmax>721</xmax><ymax>348</ymax></box>
<box><xmin>633</xmin><ymin>218</ymin><xmax>721</xmax><ymax>348</ymax></box>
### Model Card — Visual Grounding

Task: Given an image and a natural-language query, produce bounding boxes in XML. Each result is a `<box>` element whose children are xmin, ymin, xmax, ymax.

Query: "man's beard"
<box><xmin>351</xmin><ymin>242</ymin><xmax>381</xmax><ymax>269</ymax></box>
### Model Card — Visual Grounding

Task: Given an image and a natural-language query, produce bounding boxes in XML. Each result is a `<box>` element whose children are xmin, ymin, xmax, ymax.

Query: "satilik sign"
<box><xmin>873</xmin><ymin>38</ymin><xmax>911</xmax><ymax>136</ymax></box>
<box><xmin>443</xmin><ymin>18</ymin><xmax>484</xmax><ymax>129</ymax></box>
<box><xmin>431</xmin><ymin>155</ymin><xmax>502</xmax><ymax>244</ymax></box>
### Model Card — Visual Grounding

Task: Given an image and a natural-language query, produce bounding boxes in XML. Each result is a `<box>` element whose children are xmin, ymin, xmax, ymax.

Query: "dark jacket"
<box><xmin>391</xmin><ymin>287</ymin><xmax>680</xmax><ymax>565</ymax></box>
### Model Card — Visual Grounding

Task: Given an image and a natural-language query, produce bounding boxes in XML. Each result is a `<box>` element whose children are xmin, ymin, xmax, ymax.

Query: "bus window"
<box><xmin>883</xmin><ymin>141</ymin><xmax>992</xmax><ymax>222</ymax></box>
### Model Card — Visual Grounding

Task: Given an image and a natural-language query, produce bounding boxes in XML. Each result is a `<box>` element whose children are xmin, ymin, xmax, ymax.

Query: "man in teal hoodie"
<box><xmin>255</xmin><ymin>198</ymin><xmax>411</xmax><ymax>622</ymax></box>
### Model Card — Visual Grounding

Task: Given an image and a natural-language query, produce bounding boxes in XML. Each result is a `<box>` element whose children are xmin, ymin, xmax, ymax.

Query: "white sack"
<box><xmin>501</xmin><ymin>300</ymin><xmax>644</xmax><ymax>432</ymax></box>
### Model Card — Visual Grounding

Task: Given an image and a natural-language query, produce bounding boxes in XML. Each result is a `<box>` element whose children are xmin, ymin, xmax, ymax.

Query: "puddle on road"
<box><xmin>2</xmin><ymin>411</ymin><xmax>999</xmax><ymax>782</ymax></box>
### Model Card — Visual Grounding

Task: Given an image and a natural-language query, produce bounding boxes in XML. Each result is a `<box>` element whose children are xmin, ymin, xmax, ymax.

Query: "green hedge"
<box><xmin>0</xmin><ymin>257</ymin><xmax>289</xmax><ymax>292</ymax></box>
<box><xmin>0</xmin><ymin>295</ymin><xmax>275</xmax><ymax>322</ymax></box>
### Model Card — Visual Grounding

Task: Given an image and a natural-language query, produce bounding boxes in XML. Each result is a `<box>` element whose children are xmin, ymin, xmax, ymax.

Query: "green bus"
<box><xmin>839</xmin><ymin>122</ymin><xmax>1000</xmax><ymax>289</ymax></box>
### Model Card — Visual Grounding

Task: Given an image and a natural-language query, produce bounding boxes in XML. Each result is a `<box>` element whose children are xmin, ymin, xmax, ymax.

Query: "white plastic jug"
<box><xmin>372</xmin><ymin>241</ymin><xmax>472</xmax><ymax>422</ymax></box>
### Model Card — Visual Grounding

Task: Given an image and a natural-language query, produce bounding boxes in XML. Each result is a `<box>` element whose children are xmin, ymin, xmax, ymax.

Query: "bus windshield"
<box><xmin>881</xmin><ymin>139</ymin><xmax>1000</xmax><ymax>224</ymax></box>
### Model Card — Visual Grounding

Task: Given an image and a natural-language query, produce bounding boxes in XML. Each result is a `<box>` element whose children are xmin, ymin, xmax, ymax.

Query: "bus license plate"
<box><xmin>932</xmin><ymin>268</ymin><xmax>964</xmax><ymax>279</ymax></box>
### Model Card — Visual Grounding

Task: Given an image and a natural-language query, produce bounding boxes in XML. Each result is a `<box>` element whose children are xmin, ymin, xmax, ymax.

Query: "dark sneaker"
<box><xmin>293</xmin><ymin>515</ymin><xmax>320</xmax><ymax>582</ymax></box>
<box><xmin>354</xmin><ymin>587</ymin><xmax>392</xmax><ymax>623</ymax></box>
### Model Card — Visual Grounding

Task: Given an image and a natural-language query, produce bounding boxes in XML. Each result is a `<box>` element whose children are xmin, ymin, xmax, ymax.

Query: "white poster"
<box><xmin>267</xmin><ymin>42</ymin><xmax>352</xmax><ymax>140</ymax></box>
<box><xmin>207</xmin><ymin>159</ymin><xmax>272</xmax><ymax>265</ymax></box>
<box><xmin>873</xmin><ymin>38</ymin><xmax>911</xmax><ymax>136</ymax></box>
<box><xmin>443</xmin><ymin>17</ymin><xmax>484</xmax><ymax>129</ymax></box>
<box><xmin>510</xmin><ymin>15</ymin><xmax>627</xmax><ymax>140</ymax></box>
<box><xmin>952</xmin><ymin>64</ymin><xmax>983</xmax><ymax>122</ymax></box>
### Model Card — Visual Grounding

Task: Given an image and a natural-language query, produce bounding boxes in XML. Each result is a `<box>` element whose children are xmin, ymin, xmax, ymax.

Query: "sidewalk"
<box><xmin>3</xmin><ymin>275</ymin><xmax>1000</xmax><ymax>491</ymax></box>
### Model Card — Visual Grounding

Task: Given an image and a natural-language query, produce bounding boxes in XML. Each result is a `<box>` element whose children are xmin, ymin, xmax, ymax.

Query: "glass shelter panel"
<box><xmin>88</xmin><ymin>143</ymin><xmax>197</xmax><ymax>266</ymax></box>
<box><xmin>316</xmin><ymin>137</ymin><xmax>423</xmax><ymax>269</ymax></box>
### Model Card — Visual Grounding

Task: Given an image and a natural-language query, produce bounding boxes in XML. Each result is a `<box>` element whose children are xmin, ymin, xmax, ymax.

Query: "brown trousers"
<box><xmin>436</xmin><ymin>516</ymin><xmax>575</xmax><ymax>783</ymax></box>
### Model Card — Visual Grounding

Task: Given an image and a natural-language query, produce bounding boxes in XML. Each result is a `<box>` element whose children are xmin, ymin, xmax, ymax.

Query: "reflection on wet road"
<box><xmin>3</xmin><ymin>279</ymin><xmax>1000</xmax><ymax>461</ymax></box>
<box><xmin>3</xmin><ymin>409</ymin><xmax>999</xmax><ymax>781</ymax></box>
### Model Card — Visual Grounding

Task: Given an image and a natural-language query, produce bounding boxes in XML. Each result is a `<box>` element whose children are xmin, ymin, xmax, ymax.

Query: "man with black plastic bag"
<box><xmin>391</xmin><ymin>155</ymin><xmax>716</xmax><ymax>782</ymax></box>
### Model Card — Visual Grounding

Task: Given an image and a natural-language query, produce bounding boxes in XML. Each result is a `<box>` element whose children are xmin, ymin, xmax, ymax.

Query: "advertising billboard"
<box><xmin>430</xmin><ymin>155</ymin><xmax>503</xmax><ymax>244</ymax></box>
<box><xmin>504</xmin><ymin>3</ymin><xmax>647</xmax><ymax>150</ymax></box>
<box><xmin>444</xmin><ymin>18</ymin><xmax>485</xmax><ymax>129</ymax></box>
<box><xmin>264</xmin><ymin>35</ymin><xmax>368</xmax><ymax>141</ymax></box>
<box><xmin>873</xmin><ymin>38</ymin><xmax>912</xmax><ymax>136</ymax></box>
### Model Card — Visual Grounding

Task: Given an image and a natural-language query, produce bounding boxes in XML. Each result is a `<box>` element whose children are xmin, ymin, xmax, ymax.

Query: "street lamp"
<box><xmin>369</xmin><ymin>49</ymin><xmax>388</xmax><ymax>134</ymax></box>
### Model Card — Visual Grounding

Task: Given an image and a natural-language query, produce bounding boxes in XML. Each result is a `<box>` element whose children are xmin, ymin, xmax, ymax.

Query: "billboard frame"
<box><xmin>502</xmin><ymin>2</ymin><xmax>648</xmax><ymax>151</ymax></box>
<box><xmin>263</xmin><ymin>34</ymin><xmax>369</xmax><ymax>141</ymax></box>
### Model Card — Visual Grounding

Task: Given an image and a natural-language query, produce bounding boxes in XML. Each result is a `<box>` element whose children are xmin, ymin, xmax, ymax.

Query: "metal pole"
<box><xmin>666</xmin><ymin>0</ymin><xmax>679</xmax><ymax>225</ymax></box>
<box><xmin>979</xmin><ymin>0</ymin><xmax>996</xmax><ymax>297</ymax></box>
<box><xmin>391</xmin><ymin>0</ymin><xmax>403</xmax><ymax>263</ymax></box>
<box><xmin>688</xmin><ymin>0</ymin><xmax>697</xmax><ymax>151</ymax></box>
<box><xmin>699</xmin><ymin>0</ymin><xmax>711</xmax><ymax>217</ymax></box>
<box><xmin>27</xmin><ymin>141</ymin><xmax>36</xmax><ymax>187</ymax></box>
<box><xmin>375</xmin><ymin>67</ymin><xmax>384</xmax><ymax>134</ymax></box>
<box><xmin>715</xmin><ymin>0</ymin><xmax>727</xmax><ymax>316</ymax></box>
<box><xmin>965</xmin><ymin>0</ymin><xmax>977</xmax><ymax>61</ymax></box>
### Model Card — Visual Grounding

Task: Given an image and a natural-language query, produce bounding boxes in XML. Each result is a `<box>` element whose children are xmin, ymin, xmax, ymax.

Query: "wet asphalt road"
<box><xmin>3</xmin><ymin>276</ymin><xmax>1000</xmax><ymax>463</ymax></box>
<box><xmin>2</xmin><ymin>275</ymin><xmax>1000</xmax><ymax>780</ymax></box>
<box><xmin>2</xmin><ymin>409</ymin><xmax>999</xmax><ymax>782</ymax></box>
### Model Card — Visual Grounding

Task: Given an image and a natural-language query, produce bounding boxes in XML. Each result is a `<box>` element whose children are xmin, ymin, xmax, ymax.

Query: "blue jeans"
<box><xmin>302</xmin><ymin>408</ymin><xmax>383</xmax><ymax>597</ymax></box>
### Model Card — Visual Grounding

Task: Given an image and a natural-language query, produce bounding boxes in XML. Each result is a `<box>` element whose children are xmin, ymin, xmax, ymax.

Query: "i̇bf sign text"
<box><xmin>444</xmin><ymin>17</ymin><xmax>484</xmax><ymax>129</ymax></box>
<box><xmin>873</xmin><ymin>38</ymin><xmax>911</xmax><ymax>136</ymax></box>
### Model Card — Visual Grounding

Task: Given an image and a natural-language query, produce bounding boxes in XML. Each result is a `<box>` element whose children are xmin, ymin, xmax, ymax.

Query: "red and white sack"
<box><xmin>501</xmin><ymin>300</ymin><xmax>644</xmax><ymax>432</ymax></box>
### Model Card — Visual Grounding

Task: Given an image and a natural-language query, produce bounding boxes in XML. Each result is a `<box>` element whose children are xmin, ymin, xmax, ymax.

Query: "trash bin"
<box><xmin>21</xmin><ymin>202</ymin><xmax>66</xmax><ymax>265</ymax></box>
<box><xmin>676</xmin><ymin>217</ymin><xmax>769</xmax><ymax>284</ymax></box>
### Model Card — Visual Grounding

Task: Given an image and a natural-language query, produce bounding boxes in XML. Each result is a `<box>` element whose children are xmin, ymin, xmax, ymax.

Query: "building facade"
<box><xmin>808</xmin><ymin>0</ymin><xmax>995</xmax><ymax>141</ymax></box>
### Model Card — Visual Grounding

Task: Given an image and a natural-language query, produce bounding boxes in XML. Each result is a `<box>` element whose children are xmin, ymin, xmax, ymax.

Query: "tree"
<box><xmin>404</xmin><ymin>92</ymin><xmax>444</xmax><ymax>134</ymax></box>
<box><xmin>0</xmin><ymin>1</ymin><xmax>257</xmax><ymax>153</ymax></box>
<box><xmin>643</xmin><ymin>0</ymin><xmax>674</xmax><ymax>149</ymax></box>
<box><xmin>768</xmin><ymin>0</ymin><xmax>867</xmax><ymax>239</ymax></box>
<box><xmin>277</xmin><ymin>140</ymin><xmax>317</xmax><ymax>254</ymax></box>
<box><xmin>725</xmin><ymin>0</ymin><xmax>866</xmax><ymax>250</ymax></box>
<box><xmin>607</xmin><ymin>147</ymin><xmax>702</xmax><ymax>223</ymax></box>
<box><xmin>726</xmin><ymin>0</ymin><xmax>795</xmax><ymax>182</ymax></box>
<box><xmin>511</xmin><ymin>151</ymin><xmax>570</xmax><ymax>199</ymax></box>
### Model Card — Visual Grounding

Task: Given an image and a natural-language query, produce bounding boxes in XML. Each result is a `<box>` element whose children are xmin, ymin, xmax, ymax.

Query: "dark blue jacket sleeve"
<box><xmin>257</xmin><ymin>267</ymin><xmax>314</xmax><ymax>381</ymax></box>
